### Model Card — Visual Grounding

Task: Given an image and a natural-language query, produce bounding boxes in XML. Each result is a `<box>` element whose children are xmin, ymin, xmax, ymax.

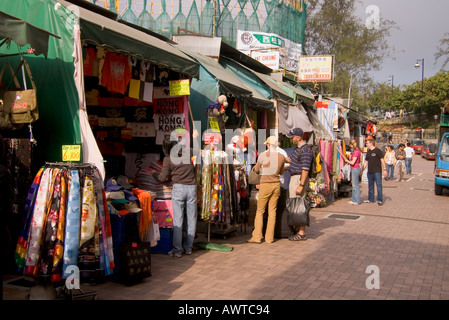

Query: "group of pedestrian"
<box><xmin>344</xmin><ymin>136</ymin><xmax>417</xmax><ymax>207</ymax></box>
<box><xmin>247</xmin><ymin>127</ymin><xmax>313</xmax><ymax>244</ymax></box>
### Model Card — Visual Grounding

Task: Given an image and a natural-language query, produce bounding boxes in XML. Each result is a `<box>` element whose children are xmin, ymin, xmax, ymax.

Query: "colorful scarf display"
<box><xmin>16</xmin><ymin>163</ymin><xmax>115</xmax><ymax>284</ymax></box>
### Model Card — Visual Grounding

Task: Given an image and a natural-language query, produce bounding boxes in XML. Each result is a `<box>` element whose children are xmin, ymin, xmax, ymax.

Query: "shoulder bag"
<box><xmin>2</xmin><ymin>59</ymin><xmax>39</xmax><ymax>124</ymax></box>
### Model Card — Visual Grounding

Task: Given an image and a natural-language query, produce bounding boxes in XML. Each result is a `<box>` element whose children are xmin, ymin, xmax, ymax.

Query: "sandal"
<box><xmin>288</xmin><ymin>233</ymin><xmax>307</xmax><ymax>241</ymax></box>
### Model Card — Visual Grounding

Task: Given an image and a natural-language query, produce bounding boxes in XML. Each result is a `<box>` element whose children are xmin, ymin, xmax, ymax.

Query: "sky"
<box><xmin>355</xmin><ymin>0</ymin><xmax>449</xmax><ymax>87</ymax></box>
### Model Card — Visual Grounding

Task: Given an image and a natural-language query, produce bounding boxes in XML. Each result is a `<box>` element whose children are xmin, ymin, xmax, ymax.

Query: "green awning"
<box><xmin>57</xmin><ymin>0</ymin><xmax>199</xmax><ymax>78</ymax></box>
<box><xmin>179</xmin><ymin>49</ymin><xmax>253</xmax><ymax>97</ymax></box>
<box><xmin>0</xmin><ymin>10</ymin><xmax>61</xmax><ymax>57</ymax></box>
<box><xmin>220</xmin><ymin>56</ymin><xmax>292</xmax><ymax>103</ymax></box>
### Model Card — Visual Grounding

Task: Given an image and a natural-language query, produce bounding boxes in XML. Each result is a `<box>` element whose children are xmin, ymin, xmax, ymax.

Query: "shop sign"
<box><xmin>154</xmin><ymin>113</ymin><xmax>185</xmax><ymax>132</ymax></box>
<box><xmin>250</xmin><ymin>50</ymin><xmax>280</xmax><ymax>70</ymax></box>
<box><xmin>298</xmin><ymin>55</ymin><xmax>334</xmax><ymax>82</ymax></box>
<box><xmin>62</xmin><ymin>145</ymin><xmax>81</xmax><ymax>162</ymax></box>
<box><xmin>237</xmin><ymin>30</ymin><xmax>302</xmax><ymax>72</ymax></box>
<box><xmin>154</xmin><ymin>97</ymin><xmax>184</xmax><ymax>114</ymax></box>
<box><xmin>169</xmin><ymin>79</ymin><xmax>190</xmax><ymax>96</ymax></box>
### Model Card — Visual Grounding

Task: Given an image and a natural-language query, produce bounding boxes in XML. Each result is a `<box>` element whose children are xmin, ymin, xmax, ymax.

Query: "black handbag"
<box><xmin>286</xmin><ymin>196</ymin><xmax>310</xmax><ymax>227</ymax></box>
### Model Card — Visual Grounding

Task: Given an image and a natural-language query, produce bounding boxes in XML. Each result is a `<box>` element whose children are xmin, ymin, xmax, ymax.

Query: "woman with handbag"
<box><xmin>247</xmin><ymin>136</ymin><xmax>289</xmax><ymax>244</ymax></box>
<box><xmin>285</xmin><ymin>128</ymin><xmax>314</xmax><ymax>241</ymax></box>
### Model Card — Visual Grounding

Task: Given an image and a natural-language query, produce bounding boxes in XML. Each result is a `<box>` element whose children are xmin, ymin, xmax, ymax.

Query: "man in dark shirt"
<box><xmin>154</xmin><ymin>134</ymin><xmax>199</xmax><ymax>258</ymax></box>
<box><xmin>286</xmin><ymin>128</ymin><xmax>313</xmax><ymax>241</ymax></box>
<box><xmin>360</xmin><ymin>138</ymin><xmax>387</xmax><ymax>205</ymax></box>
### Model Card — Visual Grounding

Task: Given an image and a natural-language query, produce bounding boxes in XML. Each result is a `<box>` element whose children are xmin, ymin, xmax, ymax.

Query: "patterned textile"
<box><xmin>25</xmin><ymin>167</ymin><xmax>52</xmax><ymax>277</ymax></box>
<box><xmin>92</xmin><ymin>169</ymin><xmax>114</xmax><ymax>275</ymax></box>
<box><xmin>51</xmin><ymin>169</ymin><xmax>67</xmax><ymax>282</ymax></box>
<box><xmin>62</xmin><ymin>170</ymin><xmax>81</xmax><ymax>279</ymax></box>
<box><xmin>15</xmin><ymin>167</ymin><xmax>44</xmax><ymax>271</ymax></box>
<box><xmin>78</xmin><ymin>176</ymin><xmax>100</xmax><ymax>282</ymax></box>
<box><xmin>39</xmin><ymin>168</ymin><xmax>61</xmax><ymax>277</ymax></box>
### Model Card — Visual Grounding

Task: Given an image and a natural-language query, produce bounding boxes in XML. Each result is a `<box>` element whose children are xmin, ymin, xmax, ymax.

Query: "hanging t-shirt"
<box><xmin>101</xmin><ymin>52</ymin><xmax>132</xmax><ymax>94</ymax></box>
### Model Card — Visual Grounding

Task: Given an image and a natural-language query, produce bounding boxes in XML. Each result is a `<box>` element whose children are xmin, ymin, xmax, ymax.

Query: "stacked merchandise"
<box><xmin>136</xmin><ymin>162</ymin><xmax>173</xmax><ymax>199</ymax></box>
<box><xmin>14</xmin><ymin>163</ymin><xmax>115</xmax><ymax>284</ymax></box>
<box><xmin>103</xmin><ymin>176</ymin><xmax>157</xmax><ymax>283</ymax></box>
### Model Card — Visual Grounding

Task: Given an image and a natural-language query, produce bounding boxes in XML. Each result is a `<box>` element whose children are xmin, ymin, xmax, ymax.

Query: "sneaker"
<box><xmin>168</xmin><ymin>250</ymin><xmax>182</xmax><ymax>258</ymax></box>
<box><xmin>185</xmin><ymin>251</ymin><xmax>192</xmax><ymax>255</ymax></box>
<box><xmin>378</xmin><ymin>201</ymin><xmax>383</xmax><ymax>206</ymax></box>
<box><xmin>348</xmin><ymin>200</ymin><xmax>355</xmax><ymax>204</ymax></box>
<box><xmin>363</xmin><ymin>200</ymin><xmax>373</xmax><ymax>203</ymax></box>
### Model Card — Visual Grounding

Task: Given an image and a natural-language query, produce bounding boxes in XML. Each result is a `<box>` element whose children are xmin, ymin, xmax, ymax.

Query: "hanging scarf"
<box><xmin>15</xmin><ymin>167</ymin><xmax>44</xmax><ymax>271</ymax></box>
<box><xmin>62</xmin><ymin>169</ymin><xmax>81</xmax><ymax>279</ymax></box>
<box><xmin>25</xmin><ymin>167</ymin><xmax>52</xmax><ymax>277</ymax></box>
<box><xmin>93</xmin><ymin>168</ymin><xmax>113</xmax><ymax>275</ymax></box>
<box><xmin>39</xmin><ymin>168</ymin><xmax>62</xmax><ymax>277</ymax></box>
<box><xmin>51</xmin><ymin>169</ymin><xmax>67</xmax><ymax>282</ymax></box>
<box><xmin>78</xmin><ymin>175</ymin><xmax>99</xmax><ymax>281</ymax></box>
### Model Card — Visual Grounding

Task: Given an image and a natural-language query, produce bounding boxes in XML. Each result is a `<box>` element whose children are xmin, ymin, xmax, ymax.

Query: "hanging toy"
<box><xmin>205</xmin><ymin>95</ymin><xmax>229</xmax><ymax>134</ymax></box>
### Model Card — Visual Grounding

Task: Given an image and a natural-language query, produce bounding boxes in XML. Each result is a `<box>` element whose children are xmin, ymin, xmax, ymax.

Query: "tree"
<box><xmin>304</xmin><ymin>0</ymin><xmax>396</xmax><ymax>102</ymax></box>
<box><xmin>435</xmin><ymin>32</ymin><xmax>449</xmax><ymax>71</ymax></box>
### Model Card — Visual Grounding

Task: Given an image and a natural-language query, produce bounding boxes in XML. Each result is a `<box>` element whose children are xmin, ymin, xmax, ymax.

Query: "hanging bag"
<box><xmin>0</xmin><ymin>62</ymin><xmax>24</xmax><ymax>130</ymax></box>
<box><xmin>2</xmin><ymin>59</ymin><xmax>39</xmax><ymax>124</ymax></box>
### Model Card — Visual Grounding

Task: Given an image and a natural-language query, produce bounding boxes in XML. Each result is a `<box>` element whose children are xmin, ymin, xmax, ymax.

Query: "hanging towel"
<box><xmin>62</xmin><ymin>170</ymin><xmax>81</xmax><ymax>279</ymax></box>
<box><xmin>133</xmin><ymin>188</ymin><xmax>153</xmax><ymax>242</ymax></box>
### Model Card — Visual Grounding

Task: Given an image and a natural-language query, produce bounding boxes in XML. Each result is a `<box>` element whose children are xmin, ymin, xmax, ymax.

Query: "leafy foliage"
<box><xmin>303</xmin><ymin>0</ymin><xmax>396</xmax><ymax>109</ymax></box>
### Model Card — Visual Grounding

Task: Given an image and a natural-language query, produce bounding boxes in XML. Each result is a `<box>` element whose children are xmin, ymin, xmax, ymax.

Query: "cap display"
<box><xmin>105</xmin><ymin>178</ymin><xmax>122</xmax><ymax>192</ymax></box>
<box><xmin>125</xmin><ymin>201</ymin><xmax>143</xmax><ymax>213</ymax></box>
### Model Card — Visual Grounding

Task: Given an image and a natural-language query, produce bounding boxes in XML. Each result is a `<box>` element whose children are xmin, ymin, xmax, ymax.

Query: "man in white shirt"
<box><xmin>404</xmin><ymin>142</ymin><xmax>415</xmax><ymax>175</ymax></box>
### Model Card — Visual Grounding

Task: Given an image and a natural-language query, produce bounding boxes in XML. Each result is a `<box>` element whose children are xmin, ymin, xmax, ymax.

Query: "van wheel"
<box><xmin>435</xmin><ymin>184</ymin><xmax>443</xmax><ymax>195</ymax></box>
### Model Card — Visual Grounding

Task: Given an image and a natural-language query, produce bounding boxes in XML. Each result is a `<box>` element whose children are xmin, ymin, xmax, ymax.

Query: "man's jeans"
<box><xmin>351</xmin><ymin>167</ymin><xmax>361</xmax><ymax>204</ymax></box>
<box><xmin>405</xmin><ymin>158</ymin><xmax>412</xmax><ymax>174</ymax></box>
<box><xmin>367</xmin><ymin>172</ymin><xmax>383</xmax><ymax>202</ymax></box>
<box><xmin>172</xmin><ymin>184</ymin><xmax>197</xmax><ymax>254</ymax></box>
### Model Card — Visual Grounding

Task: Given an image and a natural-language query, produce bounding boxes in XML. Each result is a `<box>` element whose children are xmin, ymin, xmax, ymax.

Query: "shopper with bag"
<box><xmin>247</xmin><ymin>136</ymin><xmax>289</xmax><ymax>244</ymax></box>
<box><xmin>285</xmin><ymin>128</ymin><xmax>313</xmax><ymax>241</ymax></box>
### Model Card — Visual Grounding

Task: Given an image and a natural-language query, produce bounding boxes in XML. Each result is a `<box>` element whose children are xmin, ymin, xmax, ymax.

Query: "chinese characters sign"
<box><xmin>298</xmin><ymin>55</ymin><xmax>334</xmax><ymax>82</ymax></box>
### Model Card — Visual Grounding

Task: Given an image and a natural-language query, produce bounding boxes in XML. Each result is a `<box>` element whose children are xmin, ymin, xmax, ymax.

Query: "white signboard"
<box><xmin>237</xmin><ymin>30</ymin><xmax>302</xmax><ymax>73</ymax></box>
<box><xmin>250</xmin><ymin>50</ymin><xmax>280</xmax><ymax>70</ymax></box>
<box><xmin>298</xmin><ymin>55</ymin><xmax>334</xmax><ymax>82</ymax></box>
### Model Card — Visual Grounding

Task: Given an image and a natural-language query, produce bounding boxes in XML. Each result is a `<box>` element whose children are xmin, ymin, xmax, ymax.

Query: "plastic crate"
<box><xmin>151</xmin><ymin>228</ymin><xmax>173</xmax><ymax>254</ymax></box>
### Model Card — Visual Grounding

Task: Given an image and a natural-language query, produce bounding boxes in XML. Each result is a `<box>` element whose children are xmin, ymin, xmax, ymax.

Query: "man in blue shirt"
<box><xmin>286</xmin><ymin>128</ymin><xmax>313</xmax><ymax>241</ymax></box>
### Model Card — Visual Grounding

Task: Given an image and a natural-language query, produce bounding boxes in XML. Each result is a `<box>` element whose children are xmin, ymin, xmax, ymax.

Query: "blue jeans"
<box><xmin>405</xmin><ymin>158</ymin><xmax>412</xmax><ymax>174</ymax></box>
<box><xmin>351</xmin><ymin>167</ymin><xmax>361</xmax><ymax>204</ymax></box>
<box><xmin>171</xmin><ymin>184</ymin><xmax>197</xmax><ymax>254</ymax></box>
<box><xmin>386</xmin><ymin>164</ymin><xmax>394</xmax><ymax>180</ymax></box>
<box><xmin>367</xmin><ymin>172</ymin><xmax>383</xmax><ymax>202</ymax></box>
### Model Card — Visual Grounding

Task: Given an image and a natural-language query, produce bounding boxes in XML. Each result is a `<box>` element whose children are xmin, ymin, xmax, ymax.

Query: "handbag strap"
<box><xmin>0</xmin><ymin>62</ymin><xmax>21</xmax><ymax>90</ymax></box>
<box><xmin>12</xmin><ymin>59</ymin><xmax>37</xmax><ymax>90</ymax></box>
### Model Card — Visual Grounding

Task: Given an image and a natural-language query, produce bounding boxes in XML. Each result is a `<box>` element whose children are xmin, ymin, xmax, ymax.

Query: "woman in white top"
<box><xmin>384</xmin><ymin>145</ymin><xmax>396</xmax><ymax>181</ymax></box>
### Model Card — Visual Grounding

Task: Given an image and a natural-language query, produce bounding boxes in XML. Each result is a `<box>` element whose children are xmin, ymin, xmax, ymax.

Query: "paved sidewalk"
<box><xmin>3</xmin><ymin>155</ymin><xmax>449</xmax><ymax>301</ymax></box>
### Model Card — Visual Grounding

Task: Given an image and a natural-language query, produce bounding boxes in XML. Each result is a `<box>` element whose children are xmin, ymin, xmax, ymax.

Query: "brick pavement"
<box><xmin>3</xmin><ymin>154</ymin><xmax>449</xmax><ymax>301</ymax></box>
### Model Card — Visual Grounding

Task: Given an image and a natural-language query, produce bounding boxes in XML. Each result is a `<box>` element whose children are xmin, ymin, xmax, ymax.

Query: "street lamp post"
<box><xmin>434</xmin><ymin>114</ymin><xmax>438</xmax><ymax>139</ymax></box>
<box><xmin>415</xmin><ymin>58</ymin><xmax>425</xmax><ymax>123</ymax></box>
